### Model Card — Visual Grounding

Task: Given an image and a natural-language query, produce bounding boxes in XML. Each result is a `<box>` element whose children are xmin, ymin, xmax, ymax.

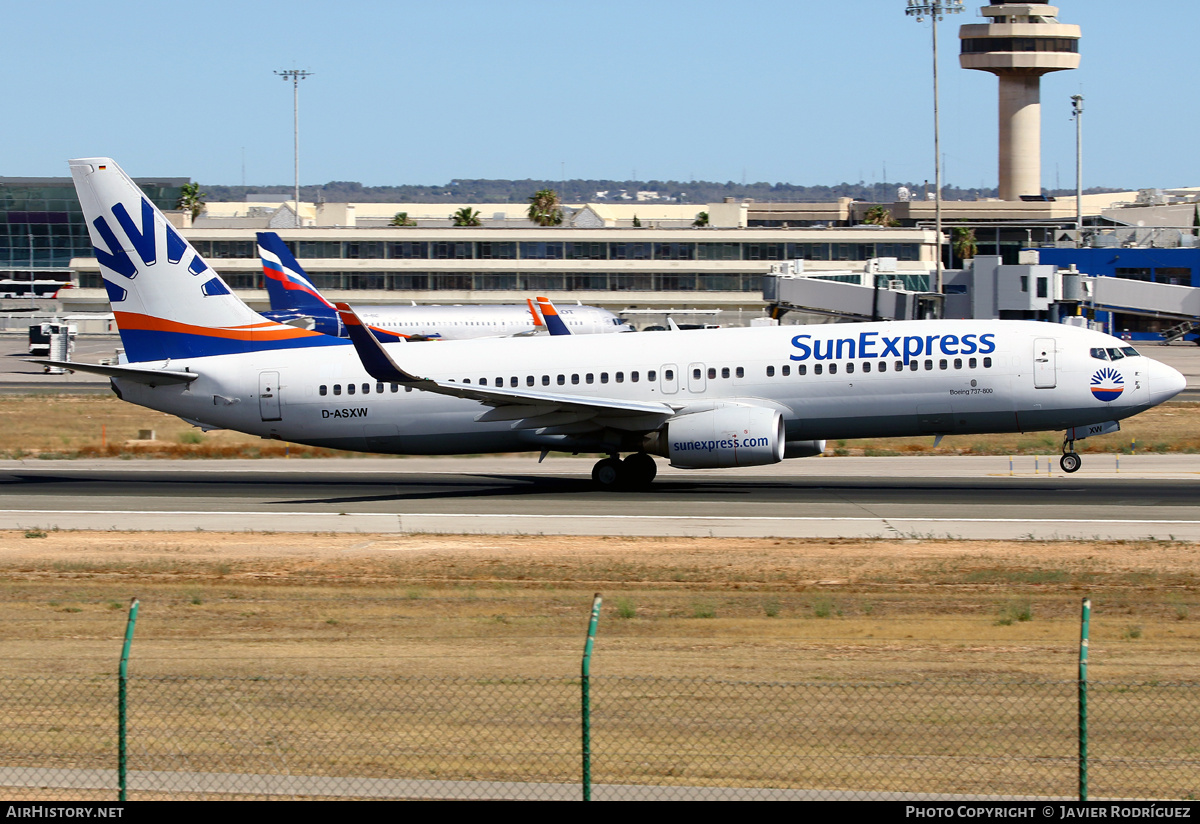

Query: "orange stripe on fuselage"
<box><xmin>113</xmin><ymin>312</ymin><xmax>325</xmax><ymax>341</ymax></box>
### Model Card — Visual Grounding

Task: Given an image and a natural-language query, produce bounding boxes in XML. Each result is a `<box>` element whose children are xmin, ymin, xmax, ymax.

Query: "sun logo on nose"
<box><xmin>1091</xmin><ymin>366</ymin><xmax>1124</xmax><ymax>402</ymax></box>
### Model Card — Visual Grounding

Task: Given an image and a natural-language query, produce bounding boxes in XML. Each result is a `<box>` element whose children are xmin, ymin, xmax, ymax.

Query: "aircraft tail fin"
<box><xmin>69</xmin><ymin>158</ymin><xmax>341</xmax><ymax>362</ymax></box>
<box><xmin>256</xmin><ymin>232</ymin><xmax>337</xmax><ymax>313</ymax></box>
<box><xmin>535</xmin><ymin>296</ymin><xmax>571</xmax><ymax>336</ymax></box>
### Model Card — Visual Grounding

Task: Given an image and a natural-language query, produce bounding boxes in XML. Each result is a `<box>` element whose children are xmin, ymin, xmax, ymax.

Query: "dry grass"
<box><xmin>1</xmin><ymin>531</ymin><xmax>1197</xmax><ymax>683</ymax></box>
<box><xmin>2</xmin><ymin>531</ymin><xmax>1198</xmax><ymax>800</ymax></box>
<box><xmin>0</xmin><ymin>394</ymin><xmax>1197</xmax><ymax>459</ymax></box>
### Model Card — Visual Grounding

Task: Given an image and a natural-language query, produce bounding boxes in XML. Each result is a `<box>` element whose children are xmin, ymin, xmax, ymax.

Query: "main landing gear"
<box><xmin>591</xmin><ymin>453</ymin><xmax>658</xmax><ymax>490</ymax></box>
<box><xmin>1060</xmin><ymin>439</ymin><xmax>1082</xmax><ymax>474</ymax></box>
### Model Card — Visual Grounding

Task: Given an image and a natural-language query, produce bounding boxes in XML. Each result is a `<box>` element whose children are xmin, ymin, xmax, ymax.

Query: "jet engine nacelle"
<box><xmin>666</xmin><ymin>406</ymin><xmax>785</xmax><ymax>469</ymax></box>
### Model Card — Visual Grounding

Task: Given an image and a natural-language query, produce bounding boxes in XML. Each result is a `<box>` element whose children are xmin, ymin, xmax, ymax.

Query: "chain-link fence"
<box><xmin>1</xmin><ymin>674</ymin><xmax>1196</xmax><ymax>801</ymax></box>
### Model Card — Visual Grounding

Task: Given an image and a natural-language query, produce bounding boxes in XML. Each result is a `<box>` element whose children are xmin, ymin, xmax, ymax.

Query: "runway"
<box><xmin>1</xmin><ymin>455</ymin><xmax>1198</xmax><ymax>540</ymax></box>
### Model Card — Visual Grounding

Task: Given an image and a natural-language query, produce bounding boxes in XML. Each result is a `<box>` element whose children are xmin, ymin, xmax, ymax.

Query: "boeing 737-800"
<box><xmin>40</xmin><ymin>158</ymin><xmax>1186</xmax><ymax>488</ymax></box>
<box><xmin>256</xmin><ymin>231</ymin><xmax>631</xmax><ymax>339</ymax></box>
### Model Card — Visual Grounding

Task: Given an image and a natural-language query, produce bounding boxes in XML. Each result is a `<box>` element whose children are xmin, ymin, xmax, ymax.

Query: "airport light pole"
<box><xmin>1071</xmin><ymin>94</ymin><xmax>1084</xmax><ymax>246</ymax></box>
<box><xmin>905</xmin><ymin>0</ymin><xmax>963</xmax><ymax>311</ymax></box>
<box><xmin>275</xmin><ymin>68</ymin><xmax>314</xmax><ymax>227</ymax></box>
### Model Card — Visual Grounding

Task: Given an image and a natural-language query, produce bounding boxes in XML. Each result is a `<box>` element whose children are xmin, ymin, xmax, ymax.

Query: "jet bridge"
<box><xmin>763</xmin><ymin>261</ymin><xmax>940</xmax><ymax>322</ymax></box>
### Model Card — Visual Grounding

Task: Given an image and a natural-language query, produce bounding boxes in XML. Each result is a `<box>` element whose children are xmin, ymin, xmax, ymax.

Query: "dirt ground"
<box><xmin>2</xmin><ymin>530</ymin><xmax>1196</xmax><ymax>684</ymax></box>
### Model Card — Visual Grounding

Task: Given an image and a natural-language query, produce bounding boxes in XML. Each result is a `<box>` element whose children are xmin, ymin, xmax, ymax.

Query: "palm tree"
<box><xmin>526</xmin><ymin>189</ymin><xmax>563</xmax><ymax>226</ymax></box>
<box><xmin>951</xmin><ymin>227</ymin><xmax>977</xmax><ymax>261</ymax></box>
<box><xmin>451</xmin><ymin>207</ymin><xmax>481</xmax><ymax>227</ymax></box>
<box><xmin>176</xmin><ymin>182</ymin><xmax>207</xmax><ymax>221</ymax></box>
<box><xmin>862</xmin><ymin>205</ymin><xmax>898</xmax><ymax>227</ymax></box>
<box><xmin>692</xmin><ymin>211</ymin><xmax>709</xmax><ymax>228</ymax></box>
<box><xmin>389</xmin><ymin>212</ymin><xmax>416</xmax><ymax>227</ymax></box>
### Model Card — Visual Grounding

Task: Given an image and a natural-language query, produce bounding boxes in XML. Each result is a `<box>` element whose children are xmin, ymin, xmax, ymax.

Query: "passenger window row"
<box><xmin>767</xmin><ymin>357</ymin><xmax>992</xmax><ymax>377</ymax></box>
<box><xmin>319</xmin><ymin>382</ymin><xmax>400</xmax><ymax>396</ymax></box>
<box><xmin>456</xmin><ymin>371</ymin><xmax>658</xmax><ymax>387</ymax></box>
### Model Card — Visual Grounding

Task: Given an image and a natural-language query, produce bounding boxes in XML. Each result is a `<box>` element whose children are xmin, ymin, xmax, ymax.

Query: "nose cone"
<box><xmin>1147</xmin><ymin>358</ymin><xmax>1187</xmax><ymax>406</ymax></box>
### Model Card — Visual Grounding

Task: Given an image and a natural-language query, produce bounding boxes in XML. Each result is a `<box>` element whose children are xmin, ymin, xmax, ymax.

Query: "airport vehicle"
<box><xmin>256</xmin><ymin>231</ymin><xmax>631</xmax><ymax>339</ymax></box>
<box><xmin>40</xmin><ymin>159</ymin><xmax>1186</xmax><ymax>487</ymax></box>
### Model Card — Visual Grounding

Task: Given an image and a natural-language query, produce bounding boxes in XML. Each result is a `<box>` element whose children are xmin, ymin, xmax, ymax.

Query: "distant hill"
<box><xmin>202</xmin><ymin>178</ymin><xmax>1121</xmax><ymax>205</ymax></box>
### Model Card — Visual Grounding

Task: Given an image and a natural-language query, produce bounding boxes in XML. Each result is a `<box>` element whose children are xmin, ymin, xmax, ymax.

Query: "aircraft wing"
<box><xmin>26</xmin><ymin>359</ymin><xmax>199</xmax><ymax>386</ymax></box>
<box><xmin>335</xmin><ymin>303</ymin><xmax>676</xmax><ymax>432</ymax></box>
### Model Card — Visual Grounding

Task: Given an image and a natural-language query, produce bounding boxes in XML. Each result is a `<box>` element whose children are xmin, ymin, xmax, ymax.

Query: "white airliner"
<box><xmin>41</xmin><ymin>158</ymin><xmax>1186</xmax><ymax>488</ymax></box>
<box><xmin>256</xmin><ymin>231</ymin><xmax>631</xmax><ymax>339</ymax></box>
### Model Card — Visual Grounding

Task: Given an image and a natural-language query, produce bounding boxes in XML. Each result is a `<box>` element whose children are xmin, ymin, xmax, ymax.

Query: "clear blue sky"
<box><xmin>4</xmin><ymin>0</ymin><xmax>1195</xmax><ymax>192</ymax></box>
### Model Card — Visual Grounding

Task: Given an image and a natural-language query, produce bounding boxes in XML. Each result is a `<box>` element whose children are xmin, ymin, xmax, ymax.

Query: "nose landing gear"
<box><xmin>1060</xmin><ymin>437</ymin><xmax>1082</xmax><ymax>473</ymax></box>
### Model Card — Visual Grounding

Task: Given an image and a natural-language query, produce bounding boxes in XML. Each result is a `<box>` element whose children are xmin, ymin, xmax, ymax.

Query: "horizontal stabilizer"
<box><xmin>26</xmin><ymin>359</ymin><xmax>199</xmax><ymax>386</ymax></box>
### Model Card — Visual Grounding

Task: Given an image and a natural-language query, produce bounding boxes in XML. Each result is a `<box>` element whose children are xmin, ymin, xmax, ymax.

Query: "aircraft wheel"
<box><xmin>622</xmin><ymin>453</ymin><xmax>658</xmax><ymax>488</ymax></box>
<box><xmin>591</xmin><ymin>457</ymin><xmax>623</xmax><ymax>488</ymax></box>
<box><xmin>1060</xmin><ymin>452</ymin><xmax>1082</xmax><ymax>474</ymax></box>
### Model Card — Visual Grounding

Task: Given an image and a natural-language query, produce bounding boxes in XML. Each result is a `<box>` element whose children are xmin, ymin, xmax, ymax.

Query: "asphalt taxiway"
<box><xmin>0</xmin><ymin>455</ymin><xmax>1197</xmax><ymax>540</ymax></box>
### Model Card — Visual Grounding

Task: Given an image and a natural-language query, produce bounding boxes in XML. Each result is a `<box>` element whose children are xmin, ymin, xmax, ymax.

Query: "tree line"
<box><xmin>202</xmin><ymin>178</ymin><xmax>1120</xmax><ymax>205</ymax></box>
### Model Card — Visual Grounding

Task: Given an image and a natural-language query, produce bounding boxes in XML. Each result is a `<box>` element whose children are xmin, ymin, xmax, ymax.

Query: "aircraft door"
<box><xmin>660</xmin><ymin>364</ymin><xmax>678</xmax><ymax>395</ymax></box>
<box><xmin>259</xmin><ymin>371</ymin><xmax>282</xmax><ymax>421</ymax></box>
<box><xmin>688</xmin><ymin>362</ymin><xmax>707</xmax><ymax>393</ymax></box>
<box><xmin>1033</xmin><ymin>338</ymin><xmax>1057</xmax><ymax>388</ymax></box>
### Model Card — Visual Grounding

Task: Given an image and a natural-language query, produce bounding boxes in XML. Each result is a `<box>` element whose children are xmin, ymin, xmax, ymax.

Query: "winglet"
<box><xmin>535</xmin><ymin>296</ymin><xmax>571</xmax><ymax>336</ymax></box>
<box><xmin>335</xmin><ymin>303</ymin><xmax>423</xmax><ymax>383</ymax></box>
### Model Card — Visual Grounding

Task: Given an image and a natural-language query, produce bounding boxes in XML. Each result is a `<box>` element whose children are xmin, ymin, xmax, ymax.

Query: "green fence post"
<box><xmin>118</xmin><ymin>598</ymin><xmax>139</xmax><ymax>802</ymax></box>
<box><xmin>1078</xmin><ymin>597</ymin><xmax>1090</xmax><ymax>802</ymax></box>
<box><xmin>581</xmin><ymin>593</ymin><xmax>602</xmax><ymax>801</ymax></box>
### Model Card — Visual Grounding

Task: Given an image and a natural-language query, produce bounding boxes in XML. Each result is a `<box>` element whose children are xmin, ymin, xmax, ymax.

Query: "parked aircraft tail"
<box><xmin>257</xmin><ymin>231</ymin><xmax>337</xmax><ymax>312</ymax></box>
<box><xmin>535</xmin><ymin>296</ymin><xmax>572</xmax><ymax>336</ymax></box>
<box><xmin>69</xmin><ymin>158</ymin><xmax>342</xmax><ymax>362</ymax></box>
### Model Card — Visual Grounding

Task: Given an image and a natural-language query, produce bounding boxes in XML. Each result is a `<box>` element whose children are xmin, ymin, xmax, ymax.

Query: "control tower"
<box><xmin>960</xmin><ymin>2</ymin><xmax>1080</xmax><ymax>200</ymax></box>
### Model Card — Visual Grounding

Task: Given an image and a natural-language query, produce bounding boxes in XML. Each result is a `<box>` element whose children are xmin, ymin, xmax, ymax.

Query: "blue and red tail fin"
<box><xmin>256</xmin><ymin>232</ymin><xmax>337</xmax><ymax>313</ymax></box>
<box><xmin>535</xmin><ymin>296</ymin><xmax>572</xmax><ymax>336</ymax></box>
<box><xmin>70</xmin><ymin>158</ymin><xmax>343</xmax><ymax>362</ymax></box>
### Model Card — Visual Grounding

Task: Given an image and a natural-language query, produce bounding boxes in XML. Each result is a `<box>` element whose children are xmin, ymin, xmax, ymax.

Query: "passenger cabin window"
<box><xmin>766</xmin><ymin>365</ymin><xmax>775</xmax><ymax>377</ymax></box>
<box><xmin>333</xmin><ymin>385</ymin><xmax>342</xmax><ymax>395</ymax></box>
<box><xmin>319</xmin><ymin>385</ymin><xmax>327</xmax><ymax>396</ymax></box>
<box><xmin>736</xmin><ymin>367</ymin><xmax>745</xmax><ymax>378</ymax></box>
<box><xmin>782</xmin><ymin>365</ymin><xmax>790</xmax><ymax>376</ymax></box>
<box><xmin>797</xmin><ymin>364</ymin><xmax>807</xmax><ymax>375</ymax></box>
<box><xmin>347</xmin><ymin>384</ymin><xmax>356</xmax><ymax>395</ymax></box>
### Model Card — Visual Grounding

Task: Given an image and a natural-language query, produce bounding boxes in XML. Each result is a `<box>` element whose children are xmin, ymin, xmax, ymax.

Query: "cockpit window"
<box><xmin>1090</xmin><ymin>348</ymin><xmax>1108</xmax><ymax>361</ymax></box>
<box><xmin>1106</xmin><ymin>348</ymin><xmax>1125</xmax><ymax>361</ymax></box>
<box><xmin>1121</xmin><ymin>346</ymin><xmax>1139</xmax><ymax>357</ymax></box>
